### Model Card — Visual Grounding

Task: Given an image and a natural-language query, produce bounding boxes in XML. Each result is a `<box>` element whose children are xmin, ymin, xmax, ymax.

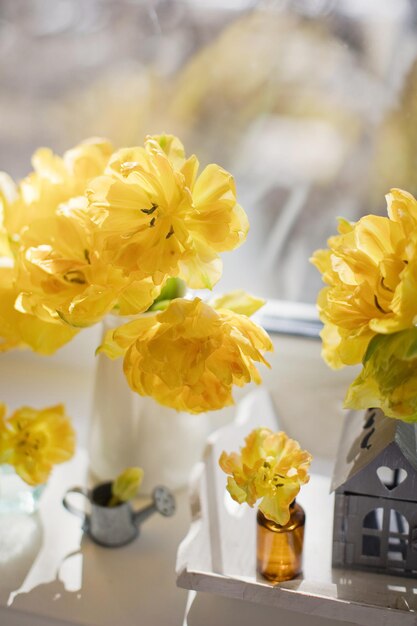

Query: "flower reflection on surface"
<box><xmin>0</xmin><ymin>513</ymin><xmax>41</xmax><ymax>565</ymax></box>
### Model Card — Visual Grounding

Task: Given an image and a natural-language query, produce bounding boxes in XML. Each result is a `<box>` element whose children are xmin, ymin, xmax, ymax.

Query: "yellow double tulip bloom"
<box><xmin>0</xmin><ymin>404</ymin><xmax>75</xmax><ymax>486</ymax></box>
<box><xmin>312</xmin><ymin>188</ymin><xmax>417</xmax><ymax>368</ymax></box>
<box><xmin>219</xmin><ymin>428</ymin><xmax>311</xmax><ymax>526</ymax></box>
<box><xmin>98</xmin><ymin>294</ymin><xmax>273</xmax><ymax>413</ymax></box>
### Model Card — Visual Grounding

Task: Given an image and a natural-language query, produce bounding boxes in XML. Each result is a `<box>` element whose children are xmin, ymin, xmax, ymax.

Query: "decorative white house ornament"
<box><xmin>332</xmin><ymin>408</ymin><xmax>417</xmax><ymax>576</ymax></box>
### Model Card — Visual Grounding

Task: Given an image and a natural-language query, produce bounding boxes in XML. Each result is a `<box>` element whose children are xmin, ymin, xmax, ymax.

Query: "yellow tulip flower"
<box><xmin>16</xmin><ymin>210</ymin><xmax>159</xmax><ymax>327</ymax></box>
<box><xmin>98</xmin><ymin>296</ymin><xmax>273</xmax><ymax>413</ymax></box>
<box><xmin>87</xmin><ymin>134</ymin><xmax>248</xmax><ymax>289</ymax></box>
<box><xmin>219</xmin><ymin>428</ymin><xmax>312</xmax><ymax>525</ymax></box>
<box><xmin>0</xmin><ymin>227</ymin><xmax>78</xmax><ymax>353</ymax></box>
<box><xmin>311</xmin><ymin>188</ymin><xmax>417</xmax><ymax>368</ymax></box>
<box><xmin>2</xmin><ymin>138</ymin><xmax>113</xmax><ymax>241</ymax></box>
<box><xmin>0</xmin><ymin>138</ymin><xmax>146</xmax><ymax>333</ymax></box>
<box><xmin>0</xmin><ymin>404</ymin><xmax>76</xmax><ymax>486</ymax></box>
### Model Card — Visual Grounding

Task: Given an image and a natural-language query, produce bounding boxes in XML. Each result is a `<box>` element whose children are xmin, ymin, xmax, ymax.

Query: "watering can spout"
<box><xmin>133</xmin><ymin>486</ymin><xmax>176</xmax><ymax>528</ymax></box>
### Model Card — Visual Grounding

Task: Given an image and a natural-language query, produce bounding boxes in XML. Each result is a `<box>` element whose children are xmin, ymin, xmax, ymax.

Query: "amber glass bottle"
<box><xmin>256</xmin><ymin>501</ymin><xmax>305</xmax><ymax>582</ymax></box>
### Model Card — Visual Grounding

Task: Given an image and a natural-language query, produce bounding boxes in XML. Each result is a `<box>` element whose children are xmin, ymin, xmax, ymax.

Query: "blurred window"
<box><xmin>1</xmin><ymin>0</ymin><xmax>415</xmax><ymax>302</ymax></box>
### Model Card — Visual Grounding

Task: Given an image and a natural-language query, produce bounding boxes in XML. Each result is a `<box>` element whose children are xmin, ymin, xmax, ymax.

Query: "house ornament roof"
<box><xmin>331</xmin><ymin>408</ymin><xmax>417</xmax><ymax>493</ymax></box>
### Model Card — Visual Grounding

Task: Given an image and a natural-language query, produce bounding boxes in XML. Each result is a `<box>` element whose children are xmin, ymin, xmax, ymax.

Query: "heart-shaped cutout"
<box><xmin>377</xmin><ymin>466</ymin><xmax>407</xmax><ymax>491</ymax></box>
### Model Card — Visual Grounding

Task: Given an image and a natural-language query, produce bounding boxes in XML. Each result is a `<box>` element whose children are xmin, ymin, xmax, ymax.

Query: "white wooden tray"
<box><xmin>176</xmin><ymin>389</ymin><xmax>417</xmax><ymax>626</ymax></box>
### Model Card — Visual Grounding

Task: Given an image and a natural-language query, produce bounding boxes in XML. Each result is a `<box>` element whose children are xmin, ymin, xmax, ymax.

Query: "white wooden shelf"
<box><xmin>176</xmin><ymin>390</ymin><xmax>417</xmax><ymax>626</ymax></box>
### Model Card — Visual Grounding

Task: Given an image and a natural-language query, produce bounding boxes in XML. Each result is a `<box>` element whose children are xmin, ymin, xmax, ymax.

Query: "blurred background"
<box><xmin>1</xmin><ymin>0</ymin><xmax>417</xmax><ymax>303</ymax></box>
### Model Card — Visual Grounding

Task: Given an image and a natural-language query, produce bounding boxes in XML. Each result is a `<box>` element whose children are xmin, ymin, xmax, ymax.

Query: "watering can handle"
<box><xmin>63</xmin><ymin>486</ymin><xmax>91</xmax><ymax>527</ymax></box>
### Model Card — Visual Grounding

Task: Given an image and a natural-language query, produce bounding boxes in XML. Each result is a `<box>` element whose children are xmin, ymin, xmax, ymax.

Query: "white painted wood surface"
<box><xmin>176</xmin><ymin>389</ymin><xmax>417</xmax><ymax>626</ymax></box>
<box><xmin>0</xmin><ymin>449</ymin><xmax>190</xmax><ymax>626</ymax></box>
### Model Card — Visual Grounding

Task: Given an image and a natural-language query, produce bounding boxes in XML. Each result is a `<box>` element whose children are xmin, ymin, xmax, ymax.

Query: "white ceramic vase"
<box><xmin>88</xmin><ymin>317</ymin><xmax>212</xmax><ymax>494</ymax></box>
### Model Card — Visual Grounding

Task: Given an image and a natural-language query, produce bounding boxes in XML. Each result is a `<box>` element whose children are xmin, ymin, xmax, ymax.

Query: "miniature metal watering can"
<box><xmin>63</xmin><ymin>482</ymin><xmax>175</xmax><ymax>547</ymax></box>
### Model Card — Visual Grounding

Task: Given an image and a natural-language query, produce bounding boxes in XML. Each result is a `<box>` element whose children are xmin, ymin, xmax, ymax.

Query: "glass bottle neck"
<box><xmin>257</xmin><ymin>501</ymin><xmax>305</xmax><ymax>533</ymax></box>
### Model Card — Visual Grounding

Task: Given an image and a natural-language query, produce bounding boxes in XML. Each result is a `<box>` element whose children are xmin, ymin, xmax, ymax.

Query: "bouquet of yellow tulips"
<box><xmin>0</xmin><ymin>134</ymin><xmax>272</xmax><ymax>413</ymax></box>
<box><xmin>312</xmin><ymin>188</ymin><xmax>417</xmax><ymax>423</ymax></box>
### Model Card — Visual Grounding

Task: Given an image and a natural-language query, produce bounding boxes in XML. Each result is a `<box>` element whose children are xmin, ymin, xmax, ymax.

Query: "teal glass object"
<box><xmin>0</xmin><ymin>464</ymin><xmax>45</xmax><ymax>514</ymax></box>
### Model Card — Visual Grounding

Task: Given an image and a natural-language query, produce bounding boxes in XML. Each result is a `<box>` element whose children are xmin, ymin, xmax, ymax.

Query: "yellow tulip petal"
<box><xmin>112</xmin><ymin>467</ymin><xmax>144</xmax><ymax>503</ymax></box>
<box><xmin>147</xmin><ymin>134</ymin><xmax>186</xmax><ymax>169</ymax></box>
<box><xmin>210</xmin><ymin>290</ymin><xmax>265</xmax><ymax>317</ymax></box>
<box><xmin>97</xmin><ymin>315</ymin><xmax>156</xmax><ymax>359</ymax></box>
<box><xmin>191</xmin><ymin>164</ymin><xmax>248</xmax><ymax>251</ymax></box>
<box><xmin>260</xmin><ymin>486</ymin><xmax>300</xmax><ymax>526</ymax></box>
<box><xmin>0</xmin><ymin>285</ymin><xmax>78</xmax><ymax>354</ymax></box>
<box><xmin>178</xmin><ymin>240</ymin><xmax>223</xmax><ymax>289</ymax></box>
